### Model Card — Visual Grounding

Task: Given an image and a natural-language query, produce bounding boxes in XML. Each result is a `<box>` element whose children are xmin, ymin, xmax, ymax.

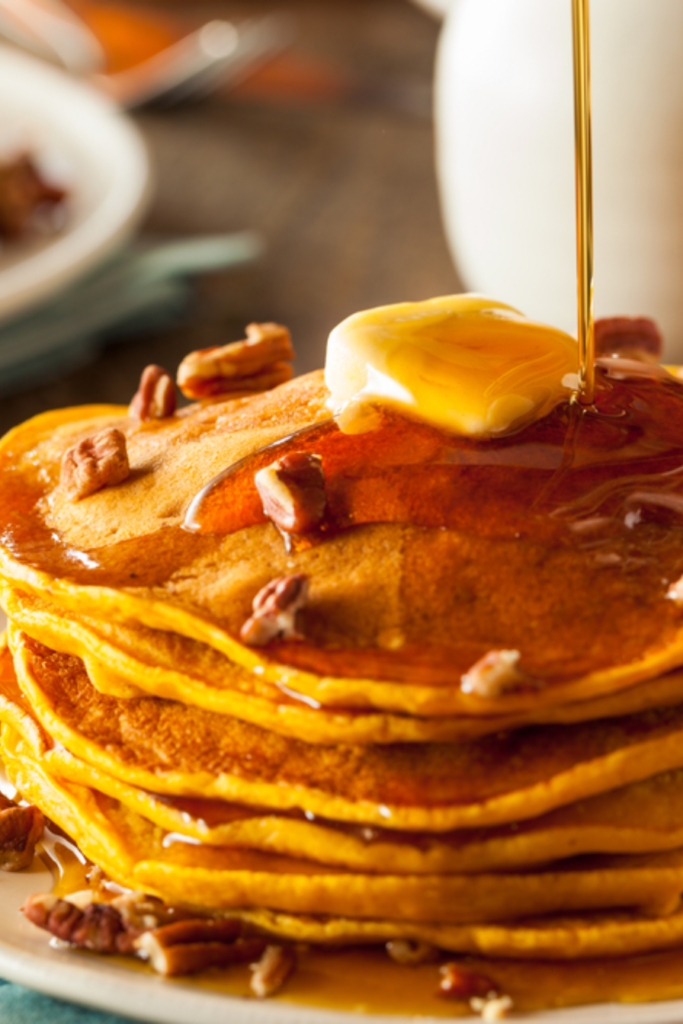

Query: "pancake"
<box><xmin>10</xmin><ymin>629</ymin><xmax>683</xmax><ymax>838</ymax></box>
<box><xmin>5</xmin><ymin>724</ymin><xmax>683</xmax><ymax>925</ymax></box>
<box><xmin>221</xmin><ymin>906</ymin><xmax>683</xmax><ymax>963</ymax></box>
<box><xmin>6</xmin><ymin>634</ymin><xmax>683</xmax><ymax>876</ymax></box>
<box><xmin>2</xmin><ymin>367</ymin><xmax>683</xmax><ymax>715</ymax></box>
<box><xmin>10</xmin><ymin>694</ymin><xmax>683</xmax><ymax>876</ymax></box>
<box><xmin>5</xmin><ymin>309</ymin><xmax>683</xmax><ymax>1011</ymax></box>
<box><xmin>9</xmin><ymin>583</ymin><xmax>683</xmax><ymax>744</ymax></box>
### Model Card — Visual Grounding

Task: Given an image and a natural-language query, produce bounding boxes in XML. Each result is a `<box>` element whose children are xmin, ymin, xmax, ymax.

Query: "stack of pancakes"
<box><xmin>5</xmin><ymin>363</ymin><xmax>683</xmax><ymax>994</ymax></box>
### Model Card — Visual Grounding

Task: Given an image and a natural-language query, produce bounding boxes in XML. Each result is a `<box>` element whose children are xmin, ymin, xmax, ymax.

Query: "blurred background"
<box><xmin>0</xmin><ymin>0</ymin><xmax>459</xmax><ymax>436</ymax></box>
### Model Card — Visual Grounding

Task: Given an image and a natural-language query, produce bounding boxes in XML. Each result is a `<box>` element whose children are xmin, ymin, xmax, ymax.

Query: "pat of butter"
<box><xmin>325</xmin><ymin>294</ymin><xmax>578</xmax><ymax>437</ymax></box>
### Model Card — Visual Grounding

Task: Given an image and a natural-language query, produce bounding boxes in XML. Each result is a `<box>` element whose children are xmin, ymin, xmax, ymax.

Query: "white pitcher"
<box><xmin>435</xmin><ymin>0</ymin><xmax>683</xmax><ymax>359</ymax></box>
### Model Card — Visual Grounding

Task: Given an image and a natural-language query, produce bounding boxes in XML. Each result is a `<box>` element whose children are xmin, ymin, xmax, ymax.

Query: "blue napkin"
<box><xmin>0</xmin><ymin>231</ymin><xmax>263</xmax><ymax>396</ymax></box>
<box><xmin>0</xmin><ymin>979</ymin><xmax>142</xmax><ymax>1023</ymax></box>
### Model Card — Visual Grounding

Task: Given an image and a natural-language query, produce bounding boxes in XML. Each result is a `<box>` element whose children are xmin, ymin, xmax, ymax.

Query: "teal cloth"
<box><xmin>0</xmin><ymin>231</ymin><xmax>263</xmax><ymax>396</ymax></box>
<box><xmin>0</xmin><ymin>980</ymin><xmax>142</xmax><ymax>1023</ymax></box>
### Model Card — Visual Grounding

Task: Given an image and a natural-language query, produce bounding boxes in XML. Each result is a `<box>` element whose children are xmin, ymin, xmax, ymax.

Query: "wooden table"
<box><xmin>0</xmin><ymin>0</ymin><xmax>460</xmax><ymax>435</ymax></box>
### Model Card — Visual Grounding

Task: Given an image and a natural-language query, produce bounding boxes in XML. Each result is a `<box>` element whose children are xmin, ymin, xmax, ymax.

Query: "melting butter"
<box><xmin>325</xmin><ymin>295</ymin><xmax>578</xmax><ymax>436</ymax></box>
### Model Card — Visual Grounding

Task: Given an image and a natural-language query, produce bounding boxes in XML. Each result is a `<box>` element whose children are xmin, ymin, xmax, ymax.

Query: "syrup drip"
<box><xmin>40</xmin><ymin>824</ymin><xmax>92</xmax><ymax>897</ymax></box>
<box><xmin>572</xmin><ymin>0</ymin><xmax>596</xmax><ymax>403</ymax></box>
<box><xmin>154</xmin><ymin>794</ymin><xmax>542</xmax><ymax>852</ymax></box>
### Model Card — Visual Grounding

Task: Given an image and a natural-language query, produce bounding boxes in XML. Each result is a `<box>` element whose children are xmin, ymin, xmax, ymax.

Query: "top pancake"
<box><xmin>2</xmin><ymin>367</ymin><xmax>683</xmax><ymax>710</ymax></box>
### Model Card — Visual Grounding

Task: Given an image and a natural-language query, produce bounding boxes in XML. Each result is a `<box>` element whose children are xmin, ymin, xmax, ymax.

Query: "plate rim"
<box><xmin>3</xmin><ymin>859</ymin><xmax>683</xmax><ymax>1024</ymax></box>
<box><xmin>0</xmin><ymin>43</ymin><xmax>151</xmax><ymax>323</ymax></box>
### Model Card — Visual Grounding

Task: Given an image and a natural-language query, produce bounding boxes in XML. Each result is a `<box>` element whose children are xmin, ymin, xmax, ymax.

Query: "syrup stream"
<box><xmin>572</xmin><ymin>0</ymin><xmax>596</xmax><ymax>404</ymax></box>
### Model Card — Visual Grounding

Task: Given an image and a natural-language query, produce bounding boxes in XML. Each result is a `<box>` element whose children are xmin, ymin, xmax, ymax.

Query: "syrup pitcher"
<box><xmin>435</xmin><ymin>0</ymin><xmax>683</xmax><ymax>359</ymax></box>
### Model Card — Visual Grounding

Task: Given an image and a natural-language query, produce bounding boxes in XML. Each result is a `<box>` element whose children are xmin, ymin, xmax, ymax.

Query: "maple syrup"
<box><xmin>40</xmin><ymin>829</ymin><xmax>91</xmax><ymax>898</ymax></box>
<box><xmin>186</xmin><ymin>360</ymin><xmax>683</xmax><ymax>554</ymax></box>
<box><xmin>572</xmin><ymin>0</ymin><xmax>595</xmax><ymax>404</ymax></box>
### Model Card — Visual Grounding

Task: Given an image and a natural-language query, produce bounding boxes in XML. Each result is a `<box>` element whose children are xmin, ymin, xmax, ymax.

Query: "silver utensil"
<box><xmin>97</xmin><ymin>14</ymin><xmax>295</xmax><ymax>110</ymax></box>
<box><xmin>0</xmin><ymin>0</ymin><xmax>294</xmax><ymax>109</ymax></box>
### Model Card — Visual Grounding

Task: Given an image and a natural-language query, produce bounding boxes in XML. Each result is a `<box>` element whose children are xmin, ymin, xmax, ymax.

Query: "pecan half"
<box><xmin>386</xmin><ymin>939</ymin><xmax>439</xmax><ymax>966</ymax></box>
<box><xmin>595</xmin><ymin>316</ymin><xmax>662</xmax><ymax>363</ymax></box>
<box><xmin>0</xmin><ymin>798</ymin><xmax>43</xmax><ymax>871</ymax></box>
<box><xmin>60</xmin><ymin>427</ymin><xmax>130</xmax><ymax>501</ymax></box>
<box><xmin>240</xmin><ymin>574</ymin><xmax>309</xmax><ymax>647</ymax></box>
<box><xmin>22</xmin><ymin>894</ymin><xmax>132</xmax><ymax>954</ymax></box>
<box><xmin>129</xmin><ymin>365</ymin><xmax>176</xmax><ymax>421</ymax></box>
<box><xmin>461</xmin><ymin>650</ymin><xmax>524</xmax><ymax>698</ymax></box>
<box><xmin>177</xmin><ymin>322</ymin><xmax>294</xmax><ymax>399</ymax></box>
<box><xmin>255</xmin><ymin>452</ymin><xmax>326</xmax><ymax>535</ymax></box>
<box><xmin>250</xmin><ymin>944</ymin><xmax>297</xmax><ymax>998</ymax></box>
<box><xmin>135</xmin><ymin>919</ymin><xmax>265</xmax><ymax>977</ymax></box>
<box><xmin>438</xmin><ymin>964</ymin><xmax>499</xmax><ymax>1000</ymax></box>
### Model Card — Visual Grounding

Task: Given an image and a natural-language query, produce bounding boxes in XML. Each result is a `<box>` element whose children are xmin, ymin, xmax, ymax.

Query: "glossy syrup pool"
<box><xmin>186</xmin><ymin>360</ymin><xmax>683</xmax><ymax>551</ymax></box>
<box><xmin>3</xmin><ymin>360</ymin><xmax>683</xmax><ymax>588</ymax></box>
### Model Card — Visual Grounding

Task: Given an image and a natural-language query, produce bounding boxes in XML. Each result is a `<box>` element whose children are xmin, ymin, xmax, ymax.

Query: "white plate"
<box><xmin>2</xmin><ymin>867</ymin><xmax>683</xmax><ymax>1024</ymax></box>
<box><xmin>0</xmin><ymin>43</ymin><xmax>150</xmax><ymax>324</ymax></box>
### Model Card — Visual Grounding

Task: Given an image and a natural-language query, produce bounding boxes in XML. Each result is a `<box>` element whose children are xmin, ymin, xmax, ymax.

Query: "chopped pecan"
<box><xmin>0</xmin><ymin>154</ymin><xmax>65</xmax><ymax>238</ymax></box>
<box><xmin>177</xmin><ymin>322</ymin><xmax>294</xmax><ymax>399</ymax></box>
<box><xmin>472</xmin><ymin>994</ymin><xmax>514</xmax><ymax>1021</ymax></box>
<box><xmin>135</xmin><ymin>918</ymin><xmax>265</xmax><ymax>977</ymax></box>
<box><xmin>666</xmin><ymin>577</ymin><xmax>683</xmax><ymax>607</ymax></box>
<box><xmin>595</xmin><ymin>316</ymin><xmax>662</xmax><ymax>363</ymax></box>
<box><xmin>22</xmin><ymin>894</ymin><xmax>131</xmax><ymax>954</ymax></box>
<box><xmin>255</xmin><ymin>452</ymin><xmax>326</xmax><ymax>535</ymax></box>
<box><xmin>129</xmin><ymin>365</ymin><xmax>176</xmax><ymax>421</ymax></box>
<box><xmin>57</xmin><ymin>889</ymin><xmax>94</xmax><ymax>910</ymax></box>
<box><xmin>461</xmin><ymin>650</ymin><xmax>524</xmax><ymax>699</ymax></box>
<box><xmin>386</xmin><ymin>939</ymin><xmax>439</xmax><ymax>966</ymax></box>
<box><xmin>250</xmin><ymin>944</ymin><xmax>297</xmax><ymax>998</ymax></box>
<box><xmin>438</xmin><ymin>964</ymin><xmax>499</xmax><ymax>1000</ymax></box>
<box><xmin>240</xmin><ymin>574</ymin><xmax>309</xmax><ymax>646</ymax></box>
<box><xmin>0</xmin><ymin>799</ymin><xmax>43</xmax><ymax>871</ymax></box>
<box><xmin>60</xmin><ymin>427</ymin><xmax>130</xmax><ymax>501</ymax></box>
<box><xmin>111</xmin><ymin>891</ymin><xmax>187</xmax><ymax>934</ymax></box>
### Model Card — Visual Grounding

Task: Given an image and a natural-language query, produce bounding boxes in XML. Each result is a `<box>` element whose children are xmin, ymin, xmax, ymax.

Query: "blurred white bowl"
<box><xmin>0</xmin><ymin>43</ymin><xmax>150</xmax><ymax>324</ymax></box>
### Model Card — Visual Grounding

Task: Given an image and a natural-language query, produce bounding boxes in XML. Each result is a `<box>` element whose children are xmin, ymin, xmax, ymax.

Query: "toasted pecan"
<box><xmin>0</xmin><ymin>154</ymin><xmax>65</xmax><ymax>238</ymax></box>
<box><xmin>240</xmin><ymin>574</ymin><xmax>309</xmax><ymax>647</ymax></box>
<box><xmin>438</xmin><ymin>964</ymin><xmax>499</xmax><ymax>1000</ymax></box>
<box><xmin>0</xmin><ymin>800</ymin><xmax>43</xmax><ymax>871</ymax></box>
<box><xmin>250</xmin><ymin>944</ymin><xmax>297</xmax><ymax>998</ymax></box>
<box><xmin>460</xmin><ymin>650</ymin><xmax>525</xmax><ymax>699</ymax></box>
<box><xmin>472</xmin><ymin>994</ymin><xmax>514</xmax><ymax>1020</ymax></box>
<box><xmin>595</xmin><ymin>316</ymin><xmax>663</xmax><ymax>362</ymax></box>
<box><xmin>386</xmin><ymin>939</ymin><xmax>439</xmax><ymax>966</ymax></box>
<box><xmin>135</xmin><ymin>918</ymin><xmax>265</xmax><ymax>977</ymax></box>
<box><xmin>177</xmin><ymin>322</ymin><xmax>294</xmax><ymax>399</ymax></box>
<box><xmin>255</xmin><ymin>451</ymin><xmax>326</xmax><ymax>535</ymax></box>
<box><xmin>22</xmin><ymin>894</ymin><xmax>131</xmax><ymax>954</ymax></box>
<box><xmin>60</xmin><ymin>427</ymin><xmax>130</xmax><ymax>501</ymax></box>
<box><xmin>129</xmin><ymin>365</ymin><xmax>176</xmax><ymax>421</ymax></box>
